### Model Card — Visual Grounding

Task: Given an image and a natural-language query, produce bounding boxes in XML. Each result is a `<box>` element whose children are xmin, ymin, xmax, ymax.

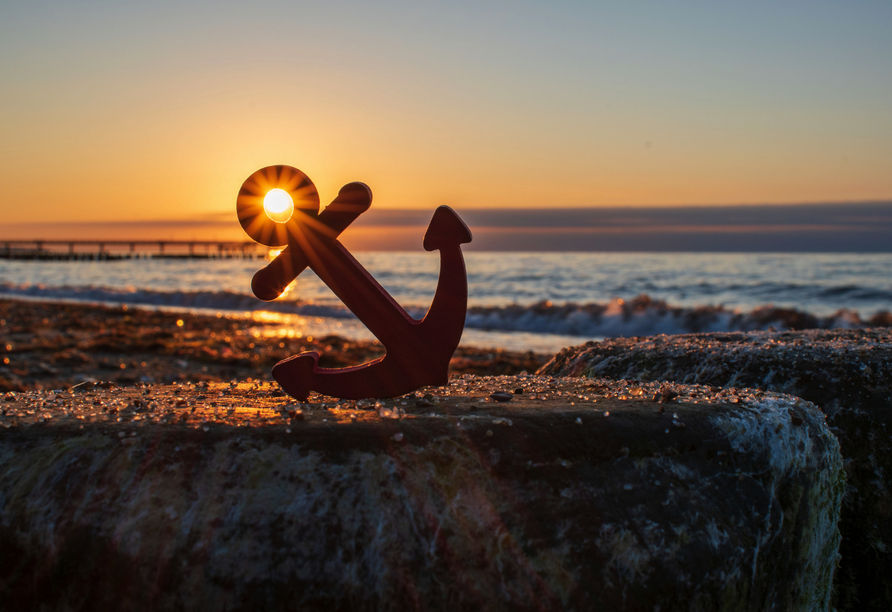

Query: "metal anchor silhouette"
<box><xmin>237</xmin><ymin>165</ymin><xmax>472</xmax><ymax>401</ymax></box>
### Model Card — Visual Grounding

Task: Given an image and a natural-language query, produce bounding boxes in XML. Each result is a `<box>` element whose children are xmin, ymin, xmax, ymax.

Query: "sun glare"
<box><xmin>263</xmin><ymin>188</ymin><xmax>294</xmax><ymax>223</ymax></box>
<box><xmin>278</xmin><ymin>279</ymin><xmax>297</xmax><ymax>300</ymax></box>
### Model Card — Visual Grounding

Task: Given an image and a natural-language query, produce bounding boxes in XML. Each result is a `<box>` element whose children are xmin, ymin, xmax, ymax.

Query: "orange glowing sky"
<box><xmin>1</xmin><ymin>1</ymin><xmax>891</xmax><ymax>228</ymax></box>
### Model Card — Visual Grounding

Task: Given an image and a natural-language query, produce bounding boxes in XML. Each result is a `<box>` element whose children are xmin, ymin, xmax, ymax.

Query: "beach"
<box><xmin>2</xmin><ymin>259</ymin><xmax>891</xmax><ymax>610</ymax></box>
<box><xmin>3</xmin><ymin>297</ymin><xmax>889</xmax><ymax>609</ymax></box>
<box><xmin>0</xmin><ymin>299</ymin><xmax>548</xmax><ymax>393</ymax></box>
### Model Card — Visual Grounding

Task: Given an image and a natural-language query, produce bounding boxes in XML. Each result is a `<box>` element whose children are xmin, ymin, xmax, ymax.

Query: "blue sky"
<box><xmin>1</xmin><ymin>1</ymin><xmax>891</xmax><ymax>231</ymax></box>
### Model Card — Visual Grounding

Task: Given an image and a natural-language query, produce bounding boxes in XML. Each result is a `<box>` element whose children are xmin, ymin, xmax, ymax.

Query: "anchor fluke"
<box><xmin>423</xmin><ymin>206</ymin><xmax>472</xmax><ymax>252</ymax></box>
<box><xmin>272</xmin><ymin>352</ymin><xmax>320</xmax><ymax>402</ymax></box>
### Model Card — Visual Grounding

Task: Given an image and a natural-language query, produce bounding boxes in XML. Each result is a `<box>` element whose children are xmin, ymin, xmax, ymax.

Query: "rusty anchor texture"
<box><xmin>237</xmin><ymin>165</ymin><xmax>472</xmax><ymax>400</ymax></box>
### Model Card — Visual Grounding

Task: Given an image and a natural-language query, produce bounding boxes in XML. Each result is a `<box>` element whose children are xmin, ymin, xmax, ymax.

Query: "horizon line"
<box><xmin>4</xmin><ymin>201</ymin><xmax>892</xmax><ymax>252</ymax></box>
<box><xmin>4</xmin><ymin>199</ymin><xmax>892</xmax><ymax>228</ymax></box>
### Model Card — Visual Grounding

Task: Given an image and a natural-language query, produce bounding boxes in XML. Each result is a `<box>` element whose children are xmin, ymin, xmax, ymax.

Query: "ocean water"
<box><xmin>2</xmin><ymin>252</ymin><xmax>891</xmax><ymax>353</ymax></box>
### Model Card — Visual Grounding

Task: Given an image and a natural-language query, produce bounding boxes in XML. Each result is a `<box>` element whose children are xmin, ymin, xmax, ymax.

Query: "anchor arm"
<box><xmin>418</xmin><ymin>206</ymin><xmax>473</xmax><ymax>359</ymax></box>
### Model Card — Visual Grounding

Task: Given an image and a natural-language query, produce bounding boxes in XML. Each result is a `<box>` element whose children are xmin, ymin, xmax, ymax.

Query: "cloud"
<box><xmin>3</xmin><ymin>202</ymin><xmax>891</xmax><ymax>252</ymax></box>
<box><xmin>349</xmin><ymin>201</ymin><xmax>892</xmax><ymax>252</ymax></box>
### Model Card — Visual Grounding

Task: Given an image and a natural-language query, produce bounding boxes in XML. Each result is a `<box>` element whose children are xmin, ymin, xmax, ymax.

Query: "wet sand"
<box><xmin>0</xmin><ymin>299</ymin><xmax>549</xmax><ymax>392</ymax></box>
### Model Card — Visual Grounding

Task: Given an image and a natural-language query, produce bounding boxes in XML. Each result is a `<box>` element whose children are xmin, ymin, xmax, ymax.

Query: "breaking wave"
<box><xmin>465</xmin><ymin>295</ymin><xmax>892</xmax><ymax>337</ymax></box>
<box><xmin>1</xmin><ymin>283</ymin><xmax>890</xmax><ymax>339</ymax></box>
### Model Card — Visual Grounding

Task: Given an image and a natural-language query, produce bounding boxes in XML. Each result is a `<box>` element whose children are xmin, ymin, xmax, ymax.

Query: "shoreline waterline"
<box><xmin>2</xmin><ymin>251</ymin><xmax>891</xmax><ymax>352</ymax></box>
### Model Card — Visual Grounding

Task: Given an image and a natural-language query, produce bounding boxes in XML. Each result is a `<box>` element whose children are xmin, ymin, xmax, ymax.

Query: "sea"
<box><xmin>2</xmin><ymin>252</ymin><xmax>891</xmax><ymax>354</ymax></box>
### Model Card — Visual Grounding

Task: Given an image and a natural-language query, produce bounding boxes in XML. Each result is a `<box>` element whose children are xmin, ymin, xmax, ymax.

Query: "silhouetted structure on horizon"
<box><xmin>1</xmin><ymin>240</ymin><xmax>262</xmax><ymax>260</ymax></box>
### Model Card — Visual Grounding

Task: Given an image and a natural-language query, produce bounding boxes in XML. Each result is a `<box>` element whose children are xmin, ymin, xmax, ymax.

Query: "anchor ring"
<box><xmin>236</xmin><ymin>165</ymin><xmax>320</xmax><ymax>247</ymax></box>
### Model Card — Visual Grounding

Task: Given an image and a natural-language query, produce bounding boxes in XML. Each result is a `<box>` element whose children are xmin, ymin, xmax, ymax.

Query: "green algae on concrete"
<box><xmin>0</xmin><ymin>377</ymin><xmax>842</xmax><ymax>611</ymax></box>
<box><xmin>539</xmin><ymin>328</ymin><xmax>888</xmax><ymax>610</ymax></box>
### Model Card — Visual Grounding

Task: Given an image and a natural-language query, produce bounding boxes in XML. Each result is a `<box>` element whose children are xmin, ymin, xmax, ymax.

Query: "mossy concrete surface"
<box><xmin>539</xmin><ymin>328</ymin><xmax>891</xmax><ymax>610</ymax></box>
<box><xmin>0</xmin><ymin>377</ymin><xmax>842</xmax><ymax>611</ymax></box>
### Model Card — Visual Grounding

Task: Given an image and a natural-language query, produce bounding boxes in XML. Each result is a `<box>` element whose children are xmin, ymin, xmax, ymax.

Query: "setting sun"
<box><xmin>263</xmin><ymin>189</ymin><xmax>294</xmax><ymax>224</ymax></box>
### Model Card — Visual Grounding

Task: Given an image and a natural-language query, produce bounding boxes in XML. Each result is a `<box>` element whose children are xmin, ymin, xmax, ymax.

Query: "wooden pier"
<box><xmin>0</xmin><ymin>240</ymin><xmax>265</xmax><ymax>260</ymax></box>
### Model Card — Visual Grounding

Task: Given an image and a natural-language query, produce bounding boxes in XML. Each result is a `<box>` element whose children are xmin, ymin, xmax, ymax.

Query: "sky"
<box><xmin>2</xmin><ymin>1</ymin><xmax>892</xmax><ymax>248</ymax></box>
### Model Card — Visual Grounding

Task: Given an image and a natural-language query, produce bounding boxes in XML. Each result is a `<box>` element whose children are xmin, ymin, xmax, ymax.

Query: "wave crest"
<box><xmin>1</xmin><ymin>283</ymin><xmax>889</xmax><ymax>338</ymax></box>
<box><xmin>467</xmin><ymin>294</ymin><xmax>891</xmax><ymax>337</ymax></box>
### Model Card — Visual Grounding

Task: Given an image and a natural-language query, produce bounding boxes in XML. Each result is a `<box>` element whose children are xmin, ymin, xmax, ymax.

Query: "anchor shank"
<box><xmin>293</xmin><ymin>229</ymin><xmax>418</xmax><ymax>349</ymax></box>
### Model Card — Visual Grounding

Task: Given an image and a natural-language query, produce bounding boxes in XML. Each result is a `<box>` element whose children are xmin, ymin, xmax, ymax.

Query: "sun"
<box><xmin>263</xmin><ymin>188</ymin><xmax>295</xmax><ymax>224</ymax></box>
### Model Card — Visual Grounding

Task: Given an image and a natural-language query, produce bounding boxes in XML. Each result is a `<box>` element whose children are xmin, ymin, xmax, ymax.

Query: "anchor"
<box><xmin>237</xmin><ymin>165</ymin><xmax>472</xmax><ymax>401</ymax></box>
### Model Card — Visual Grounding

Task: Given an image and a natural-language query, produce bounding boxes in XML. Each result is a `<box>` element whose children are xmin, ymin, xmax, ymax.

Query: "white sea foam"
<box><xmin>1</xmin><ymin>282</ymin><xmax>886</xmax><ymax>341</ymax></box>
<box><xmin>2</xmin><ymin>252</ymin><xmax>890</xmax><ymax>350</ymax></box>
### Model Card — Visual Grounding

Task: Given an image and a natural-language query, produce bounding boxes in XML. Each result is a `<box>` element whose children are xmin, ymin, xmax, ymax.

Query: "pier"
<box><xmin>0</xmin><ymin>240</ymin><xmax>265</xmax><ymax>260</ymax></box>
